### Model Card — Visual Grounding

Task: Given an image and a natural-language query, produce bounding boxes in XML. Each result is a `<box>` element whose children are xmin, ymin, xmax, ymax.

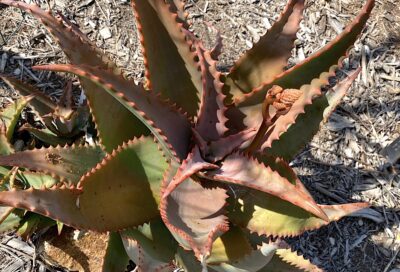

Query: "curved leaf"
<box><xmin>132</xmin><ymin>0</ymin><xmax>202</xmax><ymax>117</ymax></box>
<box><xmin>22</xmin><ymin>126</ymin><xmax>71</xmax><ymax>146</ymax></box>
<box><xmin>205</xmin><ymin>153</ymin><xmax>328</xmax><ymax>221</ymax></box>
<box><xmin>229</xmin><ymin>189</ymin><xmax>369</xmax><ymax>237</ymax></box>
<box><xmin>1</xmin><ymin>96</ymin><xmax>33</xmax><ymax>141</ymax></box>
<box><xmin>121</xmin><ymin>218</ymin><xmax>178</xmax><ymax>263</ymax></box>
<box><xmin>102</xmin><ymin>232</ymin><xmax>130</xmax><ymax>272</ymax></box>
<box><xmin>210</xmin><ymin>243</ymin><xmax>277</xmax><ymax>272</ymax></box>
<box><xmin>122</xmin><ymin>235</ymin><xmax>175</xmax><ymax>272</ymax></box>
<box><xmin>226</xmin><ymin>0</ymin><xmax>305</xmax><ymax>98</ymax></box>
<box><xmin>0</xmin><ymin>207</ymin><xmax>22</xmax><ymax>233</ymax></box>
<box><xmin>17</xmin><ymin>171</ymin><xmax>58</xmax><ymax>189</ymax></box>
<box><xmin>263</xmin><ymin>68</ymin><xmax>361</xmax><ymax>160</ymax></box>
<box><xmin>0</xmin><ymin>137</ymin><xmax>168</xmax><ymax>231</ymax></box>
<box><xmin>33</xmin><ymin>64</ymin><xmax>192</xmax><ymax>161</ymax></box>
<box><xmin>234</xmin><ymin>0</ymin><xmax>375</xmax><ymax>129</ymax></box>
<box><xmin>262</xmin><ymin>248</ymin><xmax>322</xmax><ymax>272</ymax></box>
<box><xmin>0</xmin><ymin>1</ymin><xmax>149</xmax><ymax>152</ymax></box>
<box><xmin>161</xmin><ymin>174</ymin><xmax>228</xmax><ymax>261</ymax></box>
<box><xmin>195</xmin><ymin>43</ymin><xmax>228</xmax><ymax>141</ymax></box>
<box><xmin>207</xmin><ymin>226</ymin><xmax>253</xmax><ymax>265</ymax></box>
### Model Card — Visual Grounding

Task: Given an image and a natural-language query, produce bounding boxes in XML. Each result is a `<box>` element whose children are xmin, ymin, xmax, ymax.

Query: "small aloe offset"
<box><xmin>0</xmin><ymin>0</ymin><xmax>375</xmax><ymax>271</ymax></box>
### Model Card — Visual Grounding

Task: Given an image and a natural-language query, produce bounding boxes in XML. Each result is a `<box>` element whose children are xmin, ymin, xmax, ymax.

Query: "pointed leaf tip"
<box><xmin>205</xmin><ymin>153</ymin><xmax>328</xmax><ymax>221</ymax></box>
<box><xmin>227</xmin><ymin>0</ymin><xmax>305</xmax><ymax>98</ymax></box>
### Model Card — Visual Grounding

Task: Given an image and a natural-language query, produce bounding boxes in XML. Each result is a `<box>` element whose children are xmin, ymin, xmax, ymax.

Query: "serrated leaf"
<box><xmin>163</xmin><ymin>146</ymin><xmax>218</xmax><ymax>197</ymax></box>
<box><xmin>161</xmin><ymin>175</ymin><xmax>228</xmax><ymax>261</ymax></box>
<box><xmin>33</xmin><ymin>64</ymin><xmax>192</xmax><ymax>160</ymax></box>
<box><xmin>175</xmin><ymin>248</ymin><xmax>204</xmax><ymax>272</ymax></box>
<box><xmin>234</xmin><ymin>0</ymin><xmax>375</xmax><ymax>129</ymax></box>
<box><xmin>229</xmin><ymin>189</ymin><xmax>369</xmax><ymax>237</ymax></box>
<box><xmin>226</xmin><ymin>0</ymin><xmax>305</xmax><ymax>98</ymax></box>
<box><xmin>121</xmin><ymin>218</ymin><xmax>177</xmax><ymax>271</ymax></box>
<box><xmin>122</xmin><ymin>235</ymin><xmax>174</xmax><ymax>272</ymax></box>
<box><xmin>195</xmin><ymin>44</ymin><xmax>228</xmax><ymax>141</ymax></box>
<box><xmin>0</xmin><ymin>1</ymin><xmax>149</xmax><ymax>152</ymax></box>
<box><xmin>0</xmin><ymin>132</ymin><xmax>14</xmax><ymax>156</ymax></box>
<box><xmin>210</xmin><ymin>242</ymin><xmax>278</xmax><ymax>272</ymax></box>
<box><xmin>0</xmin><ymin>137</ymin><xmax>168</xmax><ymax>231</ymax></box>
<box><xmin>258</xmin><ymin>68</ymin><xmax>333</xmax><ymax>152</ymax></box>
<box><xmin>121</xmin><ymin>218</ymin><xmax>178</xmax><ymax>263</ymax></box>
<box><xmin>102</xmin><ymin>232</ymin><xmax>130</xmax><ymax>272</ymax></box>
<box><xmin>205</xmin><ymin>153</ymin><xmax>328</xmax><ymax>221</ymax></box>
<box><xmin>0</xmin><ymin>145</ymin><xmax>105</xmax><ymax>183</ymax></box>
<box><xmin>262</xmin><ymin>249</ymin><xmax>322</xmax><ymax>272</ymax></box>
<box><xmin>323</xmin><ymin>68</ymin><xmax>361</xmax><ymax>121</ymax></box>
<box><xmin>132</xmin><ymin>0</ymin><xmax>202</xmax><ymax>117</ymax></box>
<box><xmin>262</xmin><ymin>68</ymin><xmax>361</xmax><ymax>160</ymax></box>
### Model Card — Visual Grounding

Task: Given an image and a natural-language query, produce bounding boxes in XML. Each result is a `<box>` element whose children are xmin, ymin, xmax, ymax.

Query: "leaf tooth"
<box><xmin>260</xmin><ymin>65</ymin><xmax>337</xmax><ymax>151</ymax></box>
<box><xmin>78</xmin><ymin>136</ymin><xmax>168</xmax><ymax>190</ymax></box>
<box><xmin>34</xmin><ymin>64</ymin><xmax>189</xmax><ymax>160</ymax></box>
<box><xmin>229</xmin><ymin>0</ymin><xmax>304</xmax><ymax>78</ymax></box>
<box><xmin>235</xmin><ymin>0</ymin><xmax>375</xmax><ymax>106</ymax></box>
<box><xmin>163</xmin><ymin>146</ymin><xmax>218</xmax><ymax>198</ymax></box>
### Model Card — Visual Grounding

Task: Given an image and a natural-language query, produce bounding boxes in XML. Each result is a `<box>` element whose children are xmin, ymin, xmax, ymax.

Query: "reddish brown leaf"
<box><xmin>0</xmin><ymin>145</ymin><xmax>104</xmax><ymax>183</ymax></box>
<box><xmin>205</xmin><ymin>153</ymin><xmax>328</xmax><ymax>221</ymax></box>
<box><xmin>0</xmin><ymin>1</ymin><xmax>149</xmax><ymax>152</ymax></box>
<box><xmin>226</xmin><ymin>0</ymin><xmax>305</xmax><ymax>98</ymax></box>
<box><xmin>163</xmin><ymin>146</ymin><xmax>218</xmax><ymax>197</ymax></box>
<box><xmin>195</xmin><ymin>42</ymin><xmax>228</xmax><ymax>141</ymax></box>
<box><xmin>161</xmin><ymin>167</ymin><xmax>229</xmax><ymax>261</ymax></box>
<box><xmin>323</xmin><ymin>68</ymin><xmax>361</xmax><ymax>121</ymax></box>
<box><xmin>33</xmin><ymin>64</ymin><xmax>192</xmax><ymax>161</ymax></box>
<box><xmin>132</xmin><ymin>0</ymin><xmax>202</xmax><ymax>117</ymax></box>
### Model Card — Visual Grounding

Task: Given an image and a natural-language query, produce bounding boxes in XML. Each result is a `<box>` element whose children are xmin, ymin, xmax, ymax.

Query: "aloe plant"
<box><xmin>0</xmin><ymin>76</ymin><xmax>89</xmax><ymax>146</ymax></box>
<box><xmin>0</xmin><ymin>0</ymin><xmax>375</xmax><ymax>271</ymax></box>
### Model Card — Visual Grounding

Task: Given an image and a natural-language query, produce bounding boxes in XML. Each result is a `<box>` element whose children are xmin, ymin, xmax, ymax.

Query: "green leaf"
<box><xmin>16</xmin><ymin>212</ymin><xmax>55</xmax><ymax>239</ymax></box>
<box><xmin>121</xmin><ymin>218</ymin><xmax>178</xmax><ymax>263</ymax></box>
<box><xmin>0</xmin><ymin>132</ymin><xmax>14</xmax><ymax>156</ymax></box>
<box><xmin>17</xmin><ymin>171</ymin><xmax>58</xmax><ymax>188</ymax></box>
<box><xmin>0</xmin><ymin>145</ymin><xmax>105</xmax><ymax>183</ymax></box>
<box><xmin>263</xmin><ymin>68</ymin><xmax>360</xmax><ymax>160</ymax></box>
<box><xmin>102</xmin><ymin>232</ymin><xmax>130</xmax><ymax>272</ymax></box>
<box><xmin>229</xmin><ymin>189</ymin><xmax>369</xmax><ymax>237</ymax></box>
<box><xmin>0</xmin><ymin>207</ymin><xmax>22</xmax><ymax>233</ymax></box>
<box><xmin>0</xmin><ymin>0</ymin><xmax>149</xmax><ymax>152</ymax></box>
<box><xmin>122</xmin><ymin>235</ymin><xmax>174</xmax><ymax>271</ymax></box>
<box><xmin>205</xmin><ymin>153</ymin><xmax>328</xmax><ymax>221</ymax></box>
<box><xmin>210</xmin><ymin>243</ymin><xmax>278</xmax><ymax>272</ymax></box>
<box><xmin>34</xmin><ymin>64</ymin><xmax>192</xmax><ymax>160</ymax></box>
<box><xmin>1</xmin><ymin>96</ymin><xmax>33</xmax><ymax>141</ymax></box>
<box><xmin>234</xmin><ymin>0</ymin><xmax>375</xmax><ymax>129</ymax></box>
<box><xmin>0</xmin><ymin>137</ymin><xmax>168</xmax><ymax>231</ymax></box>
<box><xmin>176</xmin><ymin>248</ymin><xmax>204</xmax><ymax>272</ymax></box>
<box><xmin>226</xmin><ymin>0</ymin><xmax>305</xmax><ymax>98</ymax></box>
<box><xmin>22</xmin><ymin>126</ymin><xmax>72</xmax><ymax>146</ymax></box>
<box><xmin>207</xmin><ymin>226</ymin><xmax>252</xmax><ymax>265</ymax></box>
<box><xmin>132</xmin><ymin>0</ymin><xmax>202</xmax><ymax>117</ymax></box>
<box><xmin>261</xmin><ymin>249</ymin><xmax>322</xmax><ymax>272</ymax></box>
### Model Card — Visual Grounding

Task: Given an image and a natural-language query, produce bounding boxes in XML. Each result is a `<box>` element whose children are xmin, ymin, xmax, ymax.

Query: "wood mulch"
<box><xmin>0</xmin><ymin>0</ymin><xmax>399</xmax><ymax>271</ymax></box>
